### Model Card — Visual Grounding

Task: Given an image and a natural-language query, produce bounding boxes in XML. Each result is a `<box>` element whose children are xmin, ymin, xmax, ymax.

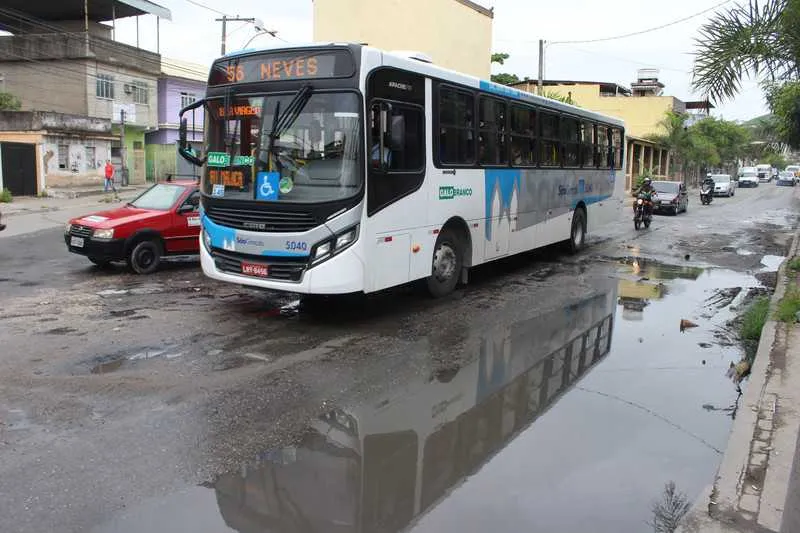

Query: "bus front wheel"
<box><xmin>427</xmin><ymin>229</ymin><xmax>463</xmax><ymax>298</ymax></box>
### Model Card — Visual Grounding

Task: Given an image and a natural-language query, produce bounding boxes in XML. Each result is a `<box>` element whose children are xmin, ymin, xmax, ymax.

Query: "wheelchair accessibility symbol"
<box><xmin>256</xmin><ymin>171</ymin><xmax>280</xmax><ymax>201</ymax></box>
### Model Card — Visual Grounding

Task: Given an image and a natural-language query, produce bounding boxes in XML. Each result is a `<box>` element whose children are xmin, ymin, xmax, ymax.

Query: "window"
<box><xmin>510</xmin><ymin>104</ymin><xmax>536</xmax><ymax>167</ymax></box>
<box><xmin>180</xmin><ymin>91</ymin><xmax>196</xmax><ymax>109</ymax></box>
<box><xmin>58</xmin><ymin>144</ymin><xmax>68</xmax><ymax>169</ymax></box>
<box><xmin>438</xmin><ymin>86</ymin><xmax>475</xmax><ymax>165</ymax></box>
<box><xmin>133</xmin><ymin>141</ymin><xmax>143</xmax><ymax>150</ymax></box>
<box><xmin>562</xmin><ymin>117</ymin><xmax>580</xmax><ymax>167</ymax></box>
<box><xmin>596</xmin><ymin>126</ymin><xmax>610</xmax><ymax>168</ymax></box>
<box><xmin>96</xmin><ymin>74</ymin><xmax>114</xmax><ymax>99</ymax></box>
<box><xmin>85</xmin><ymin>146</ymin><xmax>96</xmax><ymax>168</ymax></box>
<box><xmin>581</xmin><ymin>122</ymin><xmax>595</xmax><ymax>168</ymax></box>
<box><xmin>132</xmin><ymin>81</ymin><xmax>148</xmax><ymax>104</ymax></box>
<box><xmin>539</xmin><ymin>112</ymin><xmax>560</xmax><ymax>167</ymax></box>
<box><xmin>478</xmin><ymin>96</ymin><xmax>507</xmax><ymax>166</ymax></box>
<box><xmin>611</xmin><ymin>128</ymin><xmax>624</xmax><ymax>169</ymax></box>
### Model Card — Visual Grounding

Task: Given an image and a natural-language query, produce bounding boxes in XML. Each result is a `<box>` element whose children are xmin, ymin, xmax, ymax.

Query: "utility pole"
<box><xmin>216</xmin><ymin>16</ymin><xmax>266</xmax><ymax>55</ymax></box>
<box><xmin>537</xmin><ymin>39</ymin><xmax>545</xmax><ymax>96</ymax></box>
<box><xmin>119</xmin><ymin>109</ymin><xmax>127</xmax><ymax>187</ymax></box>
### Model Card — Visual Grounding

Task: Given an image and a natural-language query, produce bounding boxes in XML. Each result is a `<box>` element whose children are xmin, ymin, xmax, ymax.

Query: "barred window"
<box><xmin>180</xmin><ymin>92</ymin><xmax>196</xmax><ymax>109</ymax></box>
<box><xmin>96</xmin><ymin>74</ymin><xmax>114</xmax><ymax>99</ymax></box>
<box><xmin>132</xmin><ymin>81</ymin><xmax>148</xmax><ymax>105</ymax></box>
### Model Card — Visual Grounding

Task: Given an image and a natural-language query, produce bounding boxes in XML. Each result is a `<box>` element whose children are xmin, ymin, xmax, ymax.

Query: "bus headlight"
<box><xmin>311</xmin><ymin>225</ymin><xmax>359</xmax><ymax>266</ymax></box>
<box><xmin>203</xmin><ymin>229</ymin><xmax>211</xmax><ymax>251</ymax></box>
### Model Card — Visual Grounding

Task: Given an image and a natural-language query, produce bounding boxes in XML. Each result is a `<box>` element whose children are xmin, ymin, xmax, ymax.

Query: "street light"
<box><xmin>242</xmin><ymin>28</ymin><xmax>278</xmax><ymax>49</ymax></box>
<box><xmin>216</xmin><ymin>16</ymin><xmax>271</xmax><ymax>55</ymax></box>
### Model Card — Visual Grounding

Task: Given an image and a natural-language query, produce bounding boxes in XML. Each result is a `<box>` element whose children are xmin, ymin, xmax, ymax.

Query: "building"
<box><xmin>0</xmin><ymin>0</ymin><xmax>170</xmax><ymax>194</ymax></box>
<box><xmin>511</xmin><ymin>70</ymin><xmax>712</xmax><ymax>189</ymax></box>
<box><xmin>0</xmin><ymin>111</ymin><xmax>114</xmax><ymax>194</ymax></box>
<box><xmin>313</xmin><ymin>0</ymin><xmax>494</xmax><ymax>79</ymax></box>
<box><xmin>145</xmin><ymin>59</ymin><xmax>207</xmax><ymax>181</ymax></box>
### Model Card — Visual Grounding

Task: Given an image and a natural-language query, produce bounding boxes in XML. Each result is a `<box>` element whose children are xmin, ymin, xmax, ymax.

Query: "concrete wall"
<box><xmin>313</xmin><ymin>0</ymin><xmax>493</xmax><ymax>79</ymax></box>
<box><xmin>87</xmin><ymin>63</ymin><xmax>158</xmax><ymax>129</ymax></box>
<box><xmin>0</xmin><ymin>60</ymin><xmax>89</xmax><ymax>115</ymax></box>
<box><xmin>43</xmin><ymin>135</ymin><xmax>112</xmax><ymax>188</ymax></box>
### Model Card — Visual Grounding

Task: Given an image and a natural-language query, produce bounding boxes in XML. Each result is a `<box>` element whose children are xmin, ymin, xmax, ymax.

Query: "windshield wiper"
<box><xmin>265</xmin><ymin>84</ymin><xmax>313</xmax><ymax>172</ymax></box>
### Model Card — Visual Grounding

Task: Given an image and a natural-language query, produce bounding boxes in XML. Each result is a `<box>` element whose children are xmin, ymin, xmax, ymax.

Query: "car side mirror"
<box><xmin>177</xmin><ymin>204</ymin><xmax>195</xmax><ymax>214</ymax></box>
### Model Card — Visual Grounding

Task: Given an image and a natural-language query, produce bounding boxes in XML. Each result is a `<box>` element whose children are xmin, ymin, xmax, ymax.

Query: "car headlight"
<box><xmin>64</xmin><ymin>223</ymin><xmax>73</xmax><ymax>234</ymax></box>
<box><xmin>92</xmin><ymin>228</ymin><xmax>114</xmax><ymax>240</ymax></box>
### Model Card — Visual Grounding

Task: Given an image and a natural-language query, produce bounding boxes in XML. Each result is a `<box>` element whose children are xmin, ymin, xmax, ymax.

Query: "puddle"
<box><xmin>89</xmin><ymin>345</ymin><xmax>182</xmax><ymax>374</ymax></box>
<box><xmin>759</xmin><ymin>254</ymin><xmax>785</xmax><ymax>272</ymax></box>
<box><xmin>737</xmin><ymin>249</ymin><xmax>755</xmax><ymax>256</ymax></box>
<box><xmin>93</xmin><ymin>261</ymin><xmax>766</xmax><ymax>533</ymax></box>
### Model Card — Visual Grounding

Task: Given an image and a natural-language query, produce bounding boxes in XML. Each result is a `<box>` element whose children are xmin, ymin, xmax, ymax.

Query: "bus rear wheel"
<box><xmin>567</xmin><ymin>208</ymin><xmax>586</xmax><ymax>254</ymax></box>
<box><xmin>427</xmin><ymin>229</ymin><xmax>463</xmax><ymax>298</ymax></box>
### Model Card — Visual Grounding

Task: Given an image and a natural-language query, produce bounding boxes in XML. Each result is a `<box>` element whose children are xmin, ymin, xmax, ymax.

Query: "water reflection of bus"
<box><xmin>214</xmin><ymin>286</ymin><xmax>617</xmax><ymax>533</ymax></box>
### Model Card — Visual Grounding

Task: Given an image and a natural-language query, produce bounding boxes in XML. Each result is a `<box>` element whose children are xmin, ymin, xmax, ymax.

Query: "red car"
<box><xmin>64</xmin><ymin>180</ymin><xmax>200</xmax><ymax>274</ymax></box>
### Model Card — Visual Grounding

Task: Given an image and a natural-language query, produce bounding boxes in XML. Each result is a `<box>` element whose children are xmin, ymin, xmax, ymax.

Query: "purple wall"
<box><xmin>149</xmin><ymin>75</ymin><xmax>206</xmax><ymax>145</ymax></box>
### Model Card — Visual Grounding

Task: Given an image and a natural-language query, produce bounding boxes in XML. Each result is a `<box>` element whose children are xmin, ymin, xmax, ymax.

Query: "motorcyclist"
<box><xmin>701</xmin><ymin>175</ymin><xmax>715</xmax><ymax>192</ymax></box>
<box><xmin>633</xmin><ymin>178</ymin><xmax>656</xmax><ymax>217</ymax></box>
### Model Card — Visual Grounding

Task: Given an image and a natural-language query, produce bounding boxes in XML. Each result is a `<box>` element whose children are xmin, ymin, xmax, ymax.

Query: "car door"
<box><xmin>167</xmin><ymin>189</ymin><xmax>201</xmax><ymax>254</ymax></box>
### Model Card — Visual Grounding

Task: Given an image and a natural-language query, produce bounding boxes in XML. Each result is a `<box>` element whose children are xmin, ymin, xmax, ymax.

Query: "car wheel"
<box><xmin>88</xmin><ymin>256</ymin><xmax>111</xmax><ymax>268</ymax></box>
<box><xmin>426</xmin><ymin>229</ymin><xmax>463</xmax><ymax>298</ymax></box>
<box><xmin>127</xmin><ymin>239</ymin><xmax>162</xmax><ymax>275</ymax></box>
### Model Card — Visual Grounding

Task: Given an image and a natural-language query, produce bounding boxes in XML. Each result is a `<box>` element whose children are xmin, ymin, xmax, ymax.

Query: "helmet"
<box><xmin>643</xmin><ymin>178</ymin><xmax>652</xmax><ymax>185</ymax></box>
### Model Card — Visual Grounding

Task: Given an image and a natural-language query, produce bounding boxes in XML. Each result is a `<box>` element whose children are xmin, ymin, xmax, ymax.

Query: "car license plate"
<box><xmin>70</xmin><ymin>236</ymin><xmax>84</xmax><ymax>248</ymax></box>
<box><xmin>241</xmin><ymin>262</ymin><xmax>269</xmax><ymax>278</ymax></box>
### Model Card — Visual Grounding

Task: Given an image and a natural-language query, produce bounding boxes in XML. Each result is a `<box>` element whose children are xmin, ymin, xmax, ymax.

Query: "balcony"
<box><xmin>0</xmin><ymin>32</ymin><xmax>161</xmax><ymax>76</ymax></box>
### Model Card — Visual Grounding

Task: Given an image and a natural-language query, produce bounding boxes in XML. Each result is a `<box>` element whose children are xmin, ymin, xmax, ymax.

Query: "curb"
<box><xmin>678</xmin><ymin>224</ymin><xmax>800</xmax><ymax>533</ymax></box>
<box><xmin>45</xmin><ymin>186</ymin><xmax>145</xmax><ymax>200</ymax></box>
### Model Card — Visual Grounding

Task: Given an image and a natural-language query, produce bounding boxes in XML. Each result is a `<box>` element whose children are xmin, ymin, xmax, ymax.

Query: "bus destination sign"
<box><xmin>208</xmin><ymin>50</ymin><xmax>354</xmax><ymax>86</ymax></box>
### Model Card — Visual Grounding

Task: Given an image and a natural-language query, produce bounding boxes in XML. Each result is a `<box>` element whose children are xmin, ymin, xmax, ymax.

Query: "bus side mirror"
<box><xmin>177</xmin><ymin>99</ymin><xmax>206</xmax><ymax>168</ymax></box>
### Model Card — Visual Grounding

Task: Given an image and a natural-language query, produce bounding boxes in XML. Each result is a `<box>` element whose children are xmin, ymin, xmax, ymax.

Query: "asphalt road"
<box><xmin>0</xmin><ymin>183</ymin><xmax>797</xmax><ymax>533</ymax></box>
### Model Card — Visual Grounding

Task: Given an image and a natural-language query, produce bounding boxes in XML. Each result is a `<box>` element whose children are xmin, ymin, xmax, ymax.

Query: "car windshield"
<box><xmin>711</xmin><ymin>175</ymin><xmax>730</xmax><ymax>183</ymax></box>
<box><xmin>653</xmin><ymin>182</ymin><xmax>679</xmax><ymax>194</ymax></box>
<box><xmin>780</xmin><ymin>171</ymin><xmax>794</xmax><ymax>177</ymax></box>
<box><xmin>202</xmin><ymin>92</ymin><xmax>362</xmax><ymax>203</ymax></box>
<box><xmin>130</xmin><ymin>184</ymin><xmax>185</xmax><ymax>210</ymax></box>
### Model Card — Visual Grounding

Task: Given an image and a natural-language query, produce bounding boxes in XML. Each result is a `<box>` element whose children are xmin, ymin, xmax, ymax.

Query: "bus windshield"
<box><xmin>203</xmin><ymin>91</ymin><xmax>362</xmax><ymax>203</ymax></box>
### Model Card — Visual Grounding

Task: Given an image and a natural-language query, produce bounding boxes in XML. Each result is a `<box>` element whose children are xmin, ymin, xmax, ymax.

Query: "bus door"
<box><xmin>365</xmin><ymin>68</ymin><xmax>427</xmax><ymax>292</ymax></box>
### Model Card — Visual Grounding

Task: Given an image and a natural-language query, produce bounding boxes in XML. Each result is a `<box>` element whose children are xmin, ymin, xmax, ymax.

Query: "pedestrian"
<box><xmin>104</xmin><ymin>160</ymin><xmax>118</xmax><ymax>198</ymax></box>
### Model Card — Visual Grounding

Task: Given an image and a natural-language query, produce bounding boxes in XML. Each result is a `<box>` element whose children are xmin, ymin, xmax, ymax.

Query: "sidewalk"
<box><xmin>1</xmin><ymin>185</ymin><xmax>147</xmax><ymax>217</ymax></box>
<box><xmin>678</xmin><ymin>227</ymin><xmax>800</xmax><ymax>533</ymax></box>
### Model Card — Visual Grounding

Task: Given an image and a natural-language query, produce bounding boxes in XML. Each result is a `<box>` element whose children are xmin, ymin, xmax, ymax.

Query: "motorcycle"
<box><xmin>633</xmin><ymin>193</ymin><xmax>653</xmax><ymax>230</ymax></box>
<box><xmin>700</xmin><ymin>183</ymin><xmax>714</xmax><ymax>205</ymax></box>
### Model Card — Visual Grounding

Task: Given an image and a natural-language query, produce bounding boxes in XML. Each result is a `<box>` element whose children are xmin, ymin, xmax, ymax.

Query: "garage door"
<box><xmin>1</xmin><ymin>142</ymin><xmax>36</xmax><ymax>196</ymax></box>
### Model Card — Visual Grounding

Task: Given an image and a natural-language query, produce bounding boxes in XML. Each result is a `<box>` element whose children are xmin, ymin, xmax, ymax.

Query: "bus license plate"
<box><xmin>241</xmin><ymin>262</ymin><xmax>269</xmax><ymax>278</ymax></box>
<box><xmin>70</xmin><ymin>236</ymin><xmax>84</xmax><ymax>248</ymax></box>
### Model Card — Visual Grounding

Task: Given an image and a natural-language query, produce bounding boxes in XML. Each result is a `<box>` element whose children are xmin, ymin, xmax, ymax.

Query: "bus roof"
<box><xmin>218</xmin><ymin>42</ymin><xmax>626</xmax><ymax>129</ymax></box>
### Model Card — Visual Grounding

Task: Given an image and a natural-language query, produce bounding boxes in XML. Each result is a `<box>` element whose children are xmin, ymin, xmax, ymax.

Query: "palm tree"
<box><xmin>647</xmin><ymin>112</ymin><xmax>690</xmax><ymax>180</ymax></box>
<box><xmin>692</xmin><ymin>0</ymin><xmax>799</xmax><ymax>102</ymax></box>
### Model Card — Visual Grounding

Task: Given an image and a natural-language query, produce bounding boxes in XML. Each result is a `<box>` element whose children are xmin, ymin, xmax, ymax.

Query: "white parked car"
<box><xmin>711</xmin><ymin>174</ymin><xmax>736</xmax><ymax>197</ymax></box>
<box><xmin>738</xmin><ymin>167</ymin><xmax>759</xmax><ymax>188</ymax></box>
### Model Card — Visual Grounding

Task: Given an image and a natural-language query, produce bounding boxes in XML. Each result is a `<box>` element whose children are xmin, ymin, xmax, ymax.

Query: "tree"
<box><xmin>765</xmin><ymin>81</ymin><xmax>800</xmax><ymax>148</ymax></box>
<box><xmin>0</xmin><ymin>92</ymin><xmax>21</xmax><ymax>111</ymax></box>
<box><xmin>692</xmin><ymin>0</ymin><xmax>800</xmax><ymax>148</ymax></box>
<box><xmin>490</xmin><ymin>51</ymin><xmax>520</xmax><ymax>86</ymax></box>
<box><xmin>693</xmin><ymin>0</ymin><xmax>798</xmax><ymax>102</ymax></box>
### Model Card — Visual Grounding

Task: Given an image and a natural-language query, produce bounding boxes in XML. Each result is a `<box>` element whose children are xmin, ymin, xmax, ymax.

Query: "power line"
<box><xmin>559</xmin><ymin>44</ymin><xmax>692</xmax><ymax>75</ymax></box>
<box><xmin>182</xmin><ymin>0</ymin><xmax>227</xmax><ymax>17</ymax></box>
<box><xmin>497</xmin><ymin>0</ymin><xmax>733</xmax><ymax>45</ymax></box>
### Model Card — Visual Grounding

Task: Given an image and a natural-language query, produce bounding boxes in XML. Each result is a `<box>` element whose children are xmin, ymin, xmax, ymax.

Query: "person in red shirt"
<box><xmin>104</xmin><ymin>160</ymin><xmax>117</xmax><ymax>194</ymax></box>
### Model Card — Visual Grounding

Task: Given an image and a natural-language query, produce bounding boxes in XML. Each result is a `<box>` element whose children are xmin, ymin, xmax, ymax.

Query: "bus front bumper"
<box><xmin>200</xmin><ymin>242</ymin><xmax>366</xmax><ymax>295</ymax></box>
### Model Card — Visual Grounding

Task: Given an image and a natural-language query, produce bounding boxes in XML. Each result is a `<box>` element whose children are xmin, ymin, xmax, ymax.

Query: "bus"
<box><xmin>179</xmin><ymin>44</ymin><xmax>626</xmax><ymax>297</ymax></box>
<box><xmin>212</xmin><ymin>281</ymin><xmax>617</xmax><ymax>532</ymax></box>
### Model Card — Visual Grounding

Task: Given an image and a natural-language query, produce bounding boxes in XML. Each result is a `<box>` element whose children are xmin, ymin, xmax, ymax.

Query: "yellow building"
<box><xmin>312</xmin><ymin>0</ymin><xmax>493</xmax><ymax>79</ymax></box>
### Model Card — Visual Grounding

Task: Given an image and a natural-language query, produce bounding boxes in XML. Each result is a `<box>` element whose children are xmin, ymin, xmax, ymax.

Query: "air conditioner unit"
<box><xmin>123</xmin><ymin>84</ymin><xmax>133</xmax><ymax>94</ymax></box>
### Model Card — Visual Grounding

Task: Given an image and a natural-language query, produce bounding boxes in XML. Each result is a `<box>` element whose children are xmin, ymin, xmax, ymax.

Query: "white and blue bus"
<box><xmin>179</xmin><ymin>44</ymin><xmax>626</xmax><ymax>297</ymax></box>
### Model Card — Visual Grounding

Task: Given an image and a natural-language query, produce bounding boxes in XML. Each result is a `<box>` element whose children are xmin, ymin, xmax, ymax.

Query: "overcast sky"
<box><xmin>110</xmin><ymin>0</ymin><xmax>767</xmax><ymax>121</ymax></box>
